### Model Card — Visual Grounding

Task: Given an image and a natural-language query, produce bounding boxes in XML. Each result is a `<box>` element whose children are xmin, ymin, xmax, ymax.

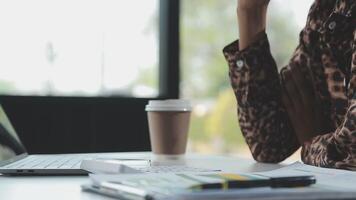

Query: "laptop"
<box><xmin>0</xmin><ymin>104</ymin><xmax>220</xmax><ymax>176</ymax></box>
<box><xmin>0</xmin><ymin>104</ymin><xmax>113</xmax><ymax>175</ymax></box>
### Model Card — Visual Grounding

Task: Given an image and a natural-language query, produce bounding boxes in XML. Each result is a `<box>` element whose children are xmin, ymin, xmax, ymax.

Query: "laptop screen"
<box><xmin>0</xmin><ymin>105</ymin><xmax>26</xmax><ymax>162</ymax></box>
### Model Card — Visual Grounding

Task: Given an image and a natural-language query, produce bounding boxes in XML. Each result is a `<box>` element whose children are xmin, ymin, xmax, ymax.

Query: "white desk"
<box><xmin>0</xmin><ymin>152</ymin><xmax>285</xmax><ymax>200</ymax></box>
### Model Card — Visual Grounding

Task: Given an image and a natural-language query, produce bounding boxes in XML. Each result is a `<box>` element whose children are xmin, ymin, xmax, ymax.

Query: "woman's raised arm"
<box><xmin>237</xmin><ymin>0</ymin><xmax>269</xmax><ymax>50</ymax></box>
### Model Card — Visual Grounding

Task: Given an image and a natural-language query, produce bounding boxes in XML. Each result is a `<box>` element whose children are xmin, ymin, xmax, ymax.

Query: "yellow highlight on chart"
<box><xmin>219</xmin><ymin>173</ymin><xmax>249</xmax><ymax>181</ymax></box>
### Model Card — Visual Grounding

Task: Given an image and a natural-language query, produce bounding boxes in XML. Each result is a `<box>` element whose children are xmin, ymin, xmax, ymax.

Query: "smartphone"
<box><xmin>80</xmin><ymin>158</ymin><xmax>151</xmax><ymax>174</ymax></box>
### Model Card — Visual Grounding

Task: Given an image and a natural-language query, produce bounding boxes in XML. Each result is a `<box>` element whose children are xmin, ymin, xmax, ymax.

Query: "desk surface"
<box><xmin>0</xmin><ymin>152</ymin><xmax>286</xmax><ymax>200</ymax></box>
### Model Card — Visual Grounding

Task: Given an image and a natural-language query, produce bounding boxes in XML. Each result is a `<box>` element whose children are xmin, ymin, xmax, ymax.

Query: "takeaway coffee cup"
<box><xmin>145</xmin><ymin>99</ymin><xmax>192</xmax><ymax>157</ymax></box>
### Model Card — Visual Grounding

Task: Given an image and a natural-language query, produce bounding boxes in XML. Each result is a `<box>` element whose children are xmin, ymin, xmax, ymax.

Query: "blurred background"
<box><xmin>0</xmin><ymin>0</ymin><xmax>314</xmax><ymax>156</ymax></box>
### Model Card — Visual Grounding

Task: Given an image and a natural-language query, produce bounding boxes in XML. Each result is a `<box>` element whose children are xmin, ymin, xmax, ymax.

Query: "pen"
<box><xmin>270</xmin><ymin>176</ymin><xmax>316</xmax><ymax>188</ymax></box>
<box><xmin>189</xmin><ymin>176</ymin><xmax>316</xmax><ymax>190</ymax></box>
<box><xmin>99</xmin><ymin>181</ymin><xmax>155</xmax><ymax>200</ymax></box>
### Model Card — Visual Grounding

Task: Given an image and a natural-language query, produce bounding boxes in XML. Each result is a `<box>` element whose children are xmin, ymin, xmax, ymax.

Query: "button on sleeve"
<box><xmin>328</xmin><ymin>21</ymin><xmax>337</xmax><ymax>30</ymax></box>
<box><xmin>236</xmin><ymin>60</ymin><xmax>244</xmax><ymax>69</ymax></box>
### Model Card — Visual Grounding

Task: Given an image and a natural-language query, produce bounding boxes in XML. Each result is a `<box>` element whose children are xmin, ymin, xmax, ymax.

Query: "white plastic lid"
<box><xmin>145</xmin><ymin>99</ymin><xmax>192</xmax><ymax>112</ymax></box>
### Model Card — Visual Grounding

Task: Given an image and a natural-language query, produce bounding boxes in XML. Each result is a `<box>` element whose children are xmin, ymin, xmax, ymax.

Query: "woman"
<box><xmin>223</xmin><ymin>0</ymin><xmax>355</xmax><ymax>170</ymax></box>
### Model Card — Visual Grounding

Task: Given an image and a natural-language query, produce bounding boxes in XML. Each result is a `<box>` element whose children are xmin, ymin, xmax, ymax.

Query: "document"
<box><xmin>255</xmin><ymin>162</ymin><xmax>356</xmax><ymax>191</ymax></box>
<box><xmin>83</xmin><ymin>162</ymin><xmax>356</xmax><ymax>200</ymax></box>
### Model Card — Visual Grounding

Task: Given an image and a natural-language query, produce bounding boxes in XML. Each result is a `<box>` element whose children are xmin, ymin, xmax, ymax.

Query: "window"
<box><xmin>181</xmin><ymin>0</ymin><xmax>314</xmax><ymax>156</ymax></box>
<box><xmin>0</xmin><ymin>0</ymin><xmax>179</xmax><ymax>154</ymax></box>
<box><xmin>0</xmin><ymin>0</ymin><xmax>159</xmax><ymax>97</ymax></box>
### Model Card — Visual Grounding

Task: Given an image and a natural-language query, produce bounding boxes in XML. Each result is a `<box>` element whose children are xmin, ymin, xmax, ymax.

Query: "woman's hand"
<box><xmin>237</xmin><ymin>0</ymin><xmax>270</xmax><ymax>50</ymax></box>
<box><xmin>281</xmin><ymin>66</ymin><xmax>323</xmax><ymax>144</ymax></box>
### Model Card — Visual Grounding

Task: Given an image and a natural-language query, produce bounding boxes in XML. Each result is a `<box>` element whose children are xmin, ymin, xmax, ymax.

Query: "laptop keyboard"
<box><xmin>3</xmin><ymin>155</ymin><xmax>221</xmax><ymax>173</ymax></box>
<box><xmin>4</xmin><ymin>155</ymin><xmax>98</xmax><ymax>169</ymax></box>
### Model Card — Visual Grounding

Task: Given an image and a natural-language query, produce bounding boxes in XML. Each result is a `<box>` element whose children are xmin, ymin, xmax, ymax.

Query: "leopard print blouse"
<box><xmin>223</xmin><ymin>0</ymin><xmax>356</xmax><ymax>170</ymax></box>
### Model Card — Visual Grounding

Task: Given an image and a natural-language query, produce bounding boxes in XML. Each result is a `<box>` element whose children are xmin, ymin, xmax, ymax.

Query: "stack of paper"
<box><xmin>86</xmin><ymin>172</ymin><xmax>267</xmax><ymax>199</ymax></box>
<box><xmin>82</xmin><ymin>162</ymin><xmax>356</xmax><ymax>200</ymax></box>
<box><xmin>255</xmin><ymin>162</ymin><xmax>356</xmax><ymax>191</ymax></box>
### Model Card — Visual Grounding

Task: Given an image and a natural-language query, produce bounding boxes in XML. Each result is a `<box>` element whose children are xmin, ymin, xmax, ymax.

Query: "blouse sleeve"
<box><xmin>302</xmin><ymin>48</ymin><xmax>356</xmax><ymax>170</ymax></box>
<box><xmin>223</xmin><ymin>33</ymin><xmax>300</xmax><ymax>163</ymax></box>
